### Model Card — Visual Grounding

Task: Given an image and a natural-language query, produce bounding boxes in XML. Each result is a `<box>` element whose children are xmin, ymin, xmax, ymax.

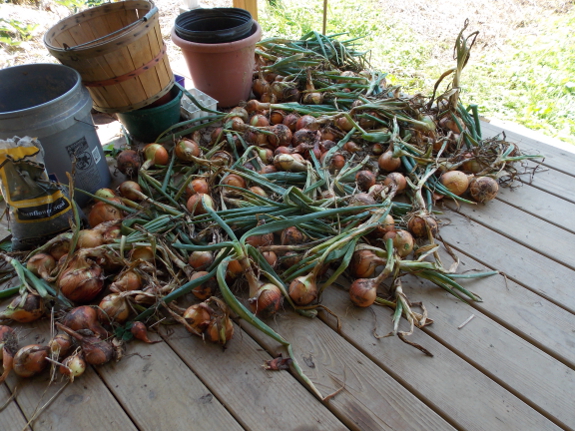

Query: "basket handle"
<box><xmin>64</xmin><ymin>6</ymin><xmax>158</xmax><ymax>51</ymax></box>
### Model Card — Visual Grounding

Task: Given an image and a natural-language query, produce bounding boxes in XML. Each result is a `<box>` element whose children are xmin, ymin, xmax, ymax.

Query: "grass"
<box><xmin>259</xmin><ymin>0</ymin><xmax>575</xmax><ymax>145</ymax></box>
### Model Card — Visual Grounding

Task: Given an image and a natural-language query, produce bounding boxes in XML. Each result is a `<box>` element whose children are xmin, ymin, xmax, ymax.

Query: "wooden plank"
<box><xmin>163</xmin><ymin>323</ymin><xmax>348</xmax><ymax>431</ymax></box>
<box><xmin>96</xmin><ymin>333</ymin><xmax>243</xmax><ymax>431</ymax></box>
<box><xmin>481</xmin><ymin>121</ymin><xmax>575</xmax><ymax>176</ymax></box>
<box><xmin>313</xmin><ymin>288</ymin><xmax>562</xmax><ymax>431</ymax></box>
<box><xmin>521</xmin><ymin>165</ymin><xmax>575</xmax><ymax>204</ymax></box>
<box><xmin>439</xmin><ymin>211</ymin><xmax>575</xmax><ymax>314</ymax></box>
<box><xmin>1</xmin><ymin>318</ymin><xmax>137</xmax><ymax>431</ymax></box>
<box><xmin>496</xmin><ymin>184</ymin><xmax>575</xmax><ymax>234</ymax></box>
<box><xmin>444</xmin><ymin>198</ymin><xmax>575</xmax><ymax>271</ymax></box>
<box><xmin>397</xmin><ymin>273</ymin><xmax>575</xmax><ymax>429</ymax></box>
<box><xmin>239</xmin><ymin>316</ymin><xmax>456</xmax><ymax>431</ymax></box>
<box><xmin>0</xmin><ymin>384</ymin><xmax>31</xmax><ymax>431</ymax></box>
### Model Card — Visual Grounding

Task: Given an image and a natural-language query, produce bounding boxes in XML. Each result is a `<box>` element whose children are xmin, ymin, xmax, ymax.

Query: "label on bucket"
<box><xmin>65</xmin><ymin>137</ymin><xmax>102</xmax><ymax>191</ymax></box>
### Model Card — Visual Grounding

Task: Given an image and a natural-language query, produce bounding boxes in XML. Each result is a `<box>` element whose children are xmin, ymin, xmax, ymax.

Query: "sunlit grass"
<box><xmin>259</xmin><ymin>0</ymin><xmax>575</xmax><ymax>145</ymax></box>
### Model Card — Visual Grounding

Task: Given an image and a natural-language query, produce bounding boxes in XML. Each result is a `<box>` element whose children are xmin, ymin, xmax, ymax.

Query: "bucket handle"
<box><xmin>63</xmin><ymin>6</ymin><xmax>158</xmax><ymax>51</ymax></box>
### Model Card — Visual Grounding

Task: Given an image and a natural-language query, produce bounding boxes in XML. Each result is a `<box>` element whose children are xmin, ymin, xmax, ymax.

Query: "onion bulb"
<box><xmin>0</xmin><ymin>325</ymin><xmax>17</xmax><ymax>384</ymax></box>
<box><xmin>249</xmin><ymin>283</ymin><xmax>282</xmax><ymax>318</ymax></box>
<box><xmin>349</xmin><ymin>249</ymin><xmax>385</xmax><ymax>278</ymax></box>
<box><xmin>13</xmin><ymin>344</ymin><xmax>49</xmax><ymax>378</ymax></box>
<box><xmin>204</xmin><ymin>315</ymin><xmax>234</xmax><ymax>346</ymax></box>
<box><xmin>98</xmin><ymin>293</ymin><xmax>130</xmax><ymax>324</ymax></box>
<box><xmin>349</xmin><ymin>279</ymin><xmax>377</xmax><ymax>307</ymax></box>
<box><xmin>56</xmin><ymin>323</ymin><xmax>115</xmax><ymax>366</ymax></box>
<box><xmin>175</xmin><ymin>138</ymin><xmax>202</xmax><ymax>162</ymax></box>
<box><xmin>60</xmin><ymin>351</ymin><xmax>86</xmax><ymax>379</ymax></box>
<box><xmin>188</xmin><ymin>251</ymin><xmax>213</xmax><ymax>271</ymax></box>
<box><xmin>0</xmin><ymin>294</ymin><xmax>45</xmax><ymax>323</ymax></box>
<box><xmin>281</xmin><ymin>226</ymin><xmax>305</xmax><ymax>245</ymax></box>
<box><xmin>88</xmin><ymin>201</ymin><xmax>123</xmax><ymax>228</ymax></box>
<box><xmin>110</xmin><ymin>270</ymin><xmax>142</xmax><ymax>292</ymax></box>
<box><xmin>142</xmin><ymin>143</ymin><xmax>169</xmax><ymax>169</ymax></box>
<box><xmin>48</xmin><ymin>333</ymin><xmax>74</xmax><ymax>360</ymax></box>
<box><xmin>77</xmin><ymin>229</ymin><xmax>104</xmax><ymax>249</ymax></box>
<box><xmin>384</xmin><ymin>229</ymin><xmax>414</xmax><ymax>258</ymax></box>
<box><xmin>383</xmin><ymin>172</ymin><xmax>407</xmax><ymax>193</ymax></box>
<box><xmin>62</xmin><ymin>306</ymin><xmax>108</xmax><ymax>339</ymax></box>
<box><xmin>116</xmin><ymin>149</ymin><xmax>141</xmax><ymax>178</ymax></box>
<box><xmin>288</xmin><ymin>273</ymin><xmax>318</xmax><ymax>306</ymax></box>
<box><xmin>355</xmin><ymin>170</ymin><xmax>376</xmax><ymax>192</ymax></box>
<box><xmin>469</xmin><ymin>176</ymin><xmax>499</xmax><ymax>203</ymax></box>
<box><xmin>378</xmin><ymin>151</ymin><xmax>402</xmax><ymax>172</ymax></box>
<box><xmin>407</xmin><ymin>214</ymin><xmax>439</xmax><ymax>238</ymax></box>
<box><xmin>183</xmin><ymin>304</ymin><xmax>211</xmax><ymax>335</ymax></box>
<box><xmin>191</xmin><ymin>271</ymin><xmax>217</xmax><ymax>300</ymax></box>
<box><xmin>186</xmin><ymin>177</ymin><xmax>210</xmax><ymax>198</ymax></box>
<box><xmin>26</xmin><ymin>253</ymin><xmax>56</xmax><ymax>280</ymax></box>
<box><xmin>186</xmin><ymin>193</ymin><xmax>214</xmax><ymax>215</ymax></box>
<box><xmin>118</xmin><ymin>181</ymin><xmax>144</xmax><ymax>201</ymax></box>
<box><xmin>439</xmin><ymin>170</ymin><xmax>469</xmax><ymax>196</ymax></box>
<box><xmin>130</xmin><ymin>321</ymin><xmax>161</xmax><ymax>344</ymax></box>
<box><xmin>58</xmin><ymin>259</ymin><xmax>105</xmax><ymax>303</ymax></box>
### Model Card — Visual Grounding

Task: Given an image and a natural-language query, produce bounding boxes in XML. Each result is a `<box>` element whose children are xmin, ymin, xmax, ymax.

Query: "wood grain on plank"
<box><xmin>316</xmin><ymin>288</ymin><xmax>562</xmax><ymax>431</ymax></box>
<box><xmin>164</xmin><ymin>323</ymin><xmax>348</xmax><ymax>431</ymax></box>
<box><xmin>0</xmin><ymin>384</ymin><xmax>30</xmax><ymax>431</ymax></box>
<box><xmin>240</xmin><ymin>313</ymin><xmax>456</xmax><ymax>431</ymax></box>
<box><xmin>444</xmin><ymin>198</ymin><xmax>575</xmax><ymax>271</ymax></box>
<box><xmin>96</xmin><ymin>333</ymin><xmax>244</xmax><ymax>431</ymax></box>
<box><xmin>496</xmin><ymin>184</ymin><xmax>575</xmax><ymax>234</ymax></box>
<box><xmin>439</xmin><ymin>212</ymin><xmax>575</xmax><ymax>314</ymax></box>
<box><xmin>521</xmin><ymin>165</ymin><xmax>575</xmax><ymax>204</ymax></box>
<box><xmin>393</xmin><ymin>275</ymin><xmax>575</xmax><ymax>429</ymax></box>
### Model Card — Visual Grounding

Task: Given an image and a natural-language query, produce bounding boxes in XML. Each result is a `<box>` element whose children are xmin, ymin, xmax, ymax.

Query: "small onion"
<box><xmin>281</xmin><ymin>226</ymin><xmax>305</xmax><ymax>245</ymax></box>
<box><xmin>407</xmin><ymin>214</ymin><xmax>438</xmax><ymax>238</ymax></box>
<box><xmin>60</xmin><ymin>351</ymin><xmax>86</xmax><ymax>379</ymax></box>
<box><xmin>249</xmin><ymin>283</ymin><xmax>282</xmax><ymax>318</ymax></box>
<box><xmin>183</xmin><ymin>304</ymin><xmax>211</xmax><ymax>335</ymax></box>
<box><xmin>349</xmin><ymin>279</ymin><xmax>377</xmax><ymax>307</ymax></box>
<box><xmin>118</xmin><ymin>181</ymin><xmax>144</xmax><ymax>201</ymax></box>
<box><xmin>130</xmin><ymin>321</ymin><xmax>161</xmax><ymax>344</ymax></box>
<box><xmin>349</xmin><ymin>250</ymin><xmax>384</xmax><ymax>278</ymax></box>
<box><xmin>13</xmin><ymin>344</ymin><xmax>49</xmax><ymax>378</ymax></box>
<box><xmin>0</xmin><ymin>294</ymin><xmax>45</xmax><ymax>323</ymax></box>
<box><xmin>99</xmin><ymin>294</ymin><xmax>130</xmax><ymax>324</ymax></box>
<box><xmin>384</xmin><ymin>229</ymin><xmax>414</xmax><ymax>258</ymax></box>
<box><xmin>26</xmin><ymin>253</ymin><xmax>56</xmax><ymax>279</ymax></box>
<box><xmin>356</xmin><ymin>170</ymin><xmax>376</xmax><ymax>192</ymax></box>
<box><xmin>186</xmin><ymin>177</ymin><xmax>210</xmax><ymax>197</ymax></box>
<box><xmin>282</xmin><ymin>113</ymin><xmax>299</xmax><ymax>132</ymax></box>
<box><xmin>142</xmin><ymin>143</ymin><xmax>169</xmax><ymax>169</ymax></box>
<box><xmin>188</xmin><ymin>251</ymin><xmax>213</xmax><ymax>270</ymax></box>
<box><xmin>77</xmin><ymin>229</ymin><xmax>104</xmax><ymax>249</ymax></box>
<box><xmin>111</xmin><ymin>270</ymin><xmax>143</xmax><ymax>292</ymax></box>
<box><xmin>383</xmin><ymin>172</ymin><xmax>407</xmax><ymax>193</ymax></box>
<box><xmin>190</xmin><ymin>271</ymin><xmax>217</xmax><ymax>300</ymax></box>
<box><xmin>59</xmin><ymin>261</ymin><xmax>105</xmax><ymax>303</ymax></box>
<box><xmin>48</xmin><ymin>333</ymin><xmax>74</xmax><ymax>360</ymax></box>
<box><xmin>62</xmin><ymin>306</ymin><xmax>108</xmax><ymax>339</ymax></box>
<box><xmin>469</xmin><ymin>176</ymin><xmax>499</xmax><ymax>203</ymax></box>
<box><xmin>439</xmin><ymin>170</ymin><xmax>469</xmax><ymax>196</ymax></box>
<box><xmin>116</xmin><ymin>150</ymin><xmax>141</xmax><ymax>178</ymax></box>
<box><xmin>288</xmin><ymin>273</ymin><xmax>318</xmax><ymax>306</ymax></box>
<box><xmin>88</xmin><ymin>201</ymin><xmax>123</xmax><ymax>228</ymax></box>
<box><xmin>186</xmin><ymin>193</ymin><xmax>214</xmax><ymax>215</ymax></box>
<box><xmin>378</xmin><ymin>151</ymin><xmax>402</xmax><ymax>172</ymax></box>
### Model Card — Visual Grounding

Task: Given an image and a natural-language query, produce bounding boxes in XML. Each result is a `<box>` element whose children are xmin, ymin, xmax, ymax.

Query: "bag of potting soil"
<box><xmin>0</xmin><ymin>136</ymin><xmax>74</xmax><ymax>251</ymax></box>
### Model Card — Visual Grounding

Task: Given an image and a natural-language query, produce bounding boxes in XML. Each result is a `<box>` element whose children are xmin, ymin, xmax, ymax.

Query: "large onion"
<box><xmin>439</xmin><ymin>170</ymin><xmax>469</xmax><ymax>196</ymax></box>
<box><xmin>469</xmin><ymin>176</ymin><xmax>499</xmax><ymax>203</ymax></box>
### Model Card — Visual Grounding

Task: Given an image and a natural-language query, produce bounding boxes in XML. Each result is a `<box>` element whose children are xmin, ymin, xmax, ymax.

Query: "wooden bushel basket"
<box><xmin>44</xmin><ymin>1</ymin><xmax>174</xmax><ymax>113</ymax></box>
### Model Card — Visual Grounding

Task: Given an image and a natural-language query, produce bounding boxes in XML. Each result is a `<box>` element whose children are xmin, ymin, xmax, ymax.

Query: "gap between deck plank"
<box><xmin>439</xmin><ymin>212</ymin><xmax>575</xmax><ymax>314</ymax></box>
<box><xmin>162</xmin><ymin>322</ymin><xmax>348</xmax><ymax>431</ymax></box>
<box><xmin>0</xmin><ymin>383</ymin><xmax>31</xmax><ymax>431</ymax></box>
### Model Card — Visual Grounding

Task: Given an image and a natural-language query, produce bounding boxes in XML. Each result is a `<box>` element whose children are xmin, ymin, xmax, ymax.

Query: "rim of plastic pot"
<box><xmin>171</xmin><ymin>21</ymin><xmax>262</xmax><ymax>54</ymax></box>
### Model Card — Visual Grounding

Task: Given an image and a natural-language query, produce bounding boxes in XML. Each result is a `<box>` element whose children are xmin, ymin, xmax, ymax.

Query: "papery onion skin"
<box><xmin>143</xmin><ymin>143</ymin><xmax>169</xmax><ymax>167</ymax></box>
<box><xmin>99</xmin><ymin>294</ymin><xmax>130</xmax><ymax>324</ymax></box>
<box><xmin>288</xmin><ymin>274</ymin><xmax>318</xmax><ymax>306</ymax></box>
<box><xmin>469</xmin><ymin>176</ymin><xmax>499</xmax><ymax>203</ymax></box>
<box><xmin>384</xmin><ymin>229</ymin><xmax>414</xmax><ymax>258</ymax></box>
<box><xmin>186</xmin><ymin>193</ymin><xmax>214</xmax><ymax>215</ymax></box>
<box><xmin>118</xmin><ymin>181</ymin><xmax>144</xmax><ymax>201</ymax></box>
<box><xmin>110</xmin><ymin>270</ymin><xmax>142</xmax><ymax>292</ymax></box>
<box><xmin>183</xmin><ymin>304</ymin><xmax>211</xmax><ymax>335</ymax></box>
<box><xmin>48</xmin><ymin>333</ymin><xmax>74</xmax><ymax>360</ymax></box>
<box><xmin>175</xmin><ymin>138</ymin><xmax>202</xmax><ymax>162</ymax></box>
<box><xmin>60</xmin><ymin>351</ymin><xmax>86</xmax><ymax>378</ymax></box>
<box><xmin>77</xmin><ymin>229</ymin><xmax>104</xmax><ymax>249</ymax></box>
<box><xmin>349</xmin><ymin>279</ymin><xmax>377</xmax><ymax>307</ymax></box>
<box><xmin>378</xmin><ymin>151</ymin><xmax>402</xmax><ymax>172</ymax></box>
<box><xmin>383</xmin><ymin>172</ymin><xmax>407</xmax><ymax>193</ymax></box>
<box><xmin>250</xmin><ymin>283</ymin><xmax>282</xmax><ymax>318</ymax></box>
<box><xmin>439</xmin><ymin>170</ymin><xmax>469</xmax><ymax>196</ymax></box>
<box><xmin>191</xmin><ymin>271</ymin><xmax>217</xmax><ymax>300</ymax></box>
<box><xmin>356</xmin><ymin>170</ymin><xmax>376</xmax><ymax>192</ymax></box>
<box><xmin>88</xmin><ymin>201</ymin><xmax>123</xmax><ymax>228</ymax></box>
<box><xmin>59</xmin><ymin>263</ymin><xmax>105</xmax><ymax>304</ymax></box>
<box><xmin>62</xmin><ymin>306</ymin><xmax>109</xmax><ymax>339</ymax></box>
<box><xmin>349</xmin><ymin>250</ymin><xmax>381</xmax><ymax>278</ymax></box>
<box><xmin>204</xmin><ymin>316</ymin><xmax>234</xmax><ymax>346</ymax></box>
<box><xmin>26</xmin><ymin>253</ymin><xmax>56</xmax><ymax>279</ymax></box>
<box><xmin>0</xmin><ymin>294</ymin><xmax>45</xmax><ymax>323</ymax></box>
<box><xmin>407</xmin><ymin>214</ymin><xmax>439</xmax><ymax>238</ymax></box>
<box><xmin>13</xmin><ymin>344</ymin><xmax>49</xmax><ymax>378</ymax></box>
<box><xmin>116</xmin><ymin>149</ymin><xmax>141</xmax><ymax>178</ymax></box>
<box><xmin>188</xmin><ymin>251</ymin><xmax>213</xmax><ymax>271</ymax></box>
<box><xmin>130</xmin><ymin>321</ymin><xmax>161</xmax><ymax>344</ymax></box>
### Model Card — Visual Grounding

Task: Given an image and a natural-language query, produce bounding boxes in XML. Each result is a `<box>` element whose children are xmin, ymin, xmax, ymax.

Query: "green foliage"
<box><xmin>260</xmin><ymin>0</ymin><xmax>575</xmax><ymax>145</ymax></box>
<box><xmin>0</xmin><ymin>18</ymin><xmax>38</xmax><ymax>46</ymax></box>
<box><xmin>54</xmin><ymin>0</ymin><xmax>105</xmax><ymax>13</ymax></box>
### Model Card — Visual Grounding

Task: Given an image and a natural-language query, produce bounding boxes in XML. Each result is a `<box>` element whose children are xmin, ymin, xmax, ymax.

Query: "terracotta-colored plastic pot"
<box><xmin>171</xmin><ymin>22</ymin><xmax>261</xmax><ymax>108</ymax></box>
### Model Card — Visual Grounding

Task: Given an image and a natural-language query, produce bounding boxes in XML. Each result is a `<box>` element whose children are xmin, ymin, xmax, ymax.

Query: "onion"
<box><xmin>270</xmin><ymin>109</ymin><xmax>285</xmax><ymax>125</ymax></box>
<box><xmin>439</xmin><ymin>170</ymin><xmax>469</xmax><ymax>196</ymax></box>
<box><xmin>186</xmin><ymin>193</ymin><xmax>214</xmax><ymax>215</ymax></box>
<box><xmin>58</xmin><ymin>258</ymin><xmax>105</xmax><ymax>303</ymax></box>
<box><xmin>335</xmin><ymin>116</ymin><xmax>354</xmax><ymax>132</ymax></box>
<box><xmin>95</xmin><ymin>188</ymin><xmax>117</xmax><ymax>199</ymax></box>
<box><xmin>191</xmin><ymin>271</ymin><xmax>216</xmax><ymax>300</ymax></box>
<box><xmin>273</xmin><ymin>153</ymin><xmax>308</xmax><ymax>172</ymax></box>
<box><xmin>384</xmin><ymin>229</ymin><xmax>414</xmax><ymax>258</ymax></box>
<box><xmin>267</xmin><ymin>124</ymin><xmax>293</xmax><ymax>148</ymax></box>
<box><xmin>378</xmin><ymin>151</ymin><xmax>402</xmax><ymax>172</ymax></box>
<box><xmin>383</xmin><ymin>172</ymin><xmax>407</xmax><ymax>193</ymax></box>
<box><xmin>93</xmin><ymin>220</ymin><xmax>122</xmax><ymax>243</ymax></box>
<box><xmin>186</xmin><ymin>177</ymin><xmax>210</xmax><ymax>197</ymax></box>
<box><xmin>110</xmin><ymin>270</ymin><xmax>143</xmax><ymax>292</ymax></box>
<box><xmin>282</xmin><ymin>113</ymin><xmax>300</xmax><ymax>131</ymax></box>
<box><xmin>246</xmin><ymin>232</ymin><xmax>274</xmax><ymax>248</ymax></box>
<box><xmin>296</xmin><ymin>115</ymin><xmax>319</xmax><ymax>131</ymax></box>
<box><xmin>461</xmin><ymin>153</ymin><xmax>483</xmax><ymax>173</ymax></box>
<box><xmin>259</xmin><ymin>164</ymin><xmax>277</xmax><ymax>174</ymax></box>
<box><xmin>62</xmin><ymin>306</ymin><xmax>109</xmax><ymax>339</ymax></box>
<box><xmin>281</xmin><ymin>226</ymin><xmax>305</xmax><ymax>245</ymax></box>
<box><xmin>77</xmin><ymin>229</ymin><xmax>104</xmax><ymax>249</ymax></box>
<box><xmin>249</xmin><ymin>283</ymin><xmax>282</xmax><ymax>318</ymax></box>
<box><xmin>13</xmin><ymin>344</ymin><xmax>49</xmax><ymax>378</ymax></box>
<box><xmin>99</xmin><ymin>293</ymin><xmax>130</xmax><ymax>324</ymax></box>
<box><xmin>349</xmin><ymin>249</ymin><xmax>385</xmax><ymax>278</ymax></box>
<box><xmin>356</xmin><ymin>170</ymin><xmax>376</xmax><ymax>192</ymax></box>
<box><xmin>249</xmin><ymin>186</ymin><xmax>268</xmax><ymax>198</ymax></box>
<box><xmin>349</xmin><ymin>279</ymin><xmax>377</xmax><ymax>307</ymax></box>
<box><xmin>343</xmin><ymin>140</ymin><xmax>361</xmax><ymax>153</ymax></box>
<box><xmin>211</xmin><ymin>151</ymin><xmax>234</xmax><ymax>167</ymax></box>
<box><xmin>250</xmin><ymin>114</ymin><xmax>269</xmax><ymax>128</ymax></box>
<box><xmin>130</xmin><ymin>321</ymin><xmax>161</xmax><ymax>344</ymax></box>
<box><xmin>292</xmin><ymin>128</ymin><xmax>316</xmax><ymax>146</ymax></box>
<box><xmin>252</xmin><ymin>75</ymin><xmax>270</xmax><ymax>98</ymax></box>
<box><xmin>88</xmin><ymin>201</ymin><xmax>123</xmax><ymax>228</ymax></box>
<box><xmin>130</xmin><ymin>246</ymin><xmax>155</xmax><ymax>263</ymax></box>
<box><xmin>0</xmin><ymin>294</ymin><xmax>45</xmax><ymax>323</ymax></box>
<box><xmin>221</xmin><ymin>174</ymin><xmax>246</xmax><ymax>196</ymax></box>
<box><xmin>288</xmin><ymin>273</ymin><xmax>318</xmax><ymax>306</ymax></box>
<box><xmin>262</xmin><ymin>251</ymin><xmax>278</xmax><ymax>268</ymax></box>
<box><xmin>49</xmin><ymin>238</ymin><xmax>70</xmax><ymax>261</ymax></box>
<box><xmin>372</xmin><ymin>143</ymin><xmax>384</xmax><ymax>155</ymax></box>
<box><xmin>228</xmin><ymin>106</ymin><xmax>249</xmax><ymax>122</ymax></box>
<box><xmin>48</xmin><ymin>333</ymin><xmax>74</xmax><ymax>360</ymax></box>
<box><xmin>204</xmin><ymin>316</ymin><xmax>234</xmax><ymax>346</ymax></box>
<box><xmin>0</xmin><ymin>325</ymin><xmax>17</xmax><ymax>384</ymax></box>
<box><xmin>118</xmin><ymin>180</ymin><xmax>144</xmax><ymax>201</ymax></box>
<box><xmin>56</xmin><ymin>323</ymin><xmax>115</xmax><ymax>366</ymax></box>
<box><xmin>142</xmin><ymin>143</ymin><xmax>169</xmax><ymax>169</ymax></box>
<box><xmin>469</xmin><ymin>176</ymin><xmax>499</xmax><ymax>203</ymax></box>
<box><xmin>407</xmin><ymin>214</ymin><xmax>438</xmax><ymax>238</ymax></box>
<box><xmin>188</xmin><ymin>251</ymin><xmax>213</xmax><ymax>270</ymax></box>
<box><xmin>116</xmin><ymin>149</ymin><xmax>141</xmax><ymax>178</ymax></box>
<box><xmin>372</xmin><ymin>214</ymin><xmax>395</xmax><ymax>238</ymax></box>
<box><xmin>60</xmin><ymin>351</ymin><xmax>86</xmax><ymax>379</ymax></box>
<box><xmin>348</xmin><ymin>192</ymin><xmax>376</xmax><ymax>209</ymax></box>
<box><xmin>26</xmin><ymin>253</ymin><xmax>56</xmax><ymax>279</ymax></box>
<box><xmin>281</xmin><ymin>251</ymin><xmax>302</xmax><ymax>269</ymax></box>
<box><xmin>183</xmin><ymin>304</ymin><xmax>211</xmax><ymax>335</ymax></box>
<box><xmin>226</xmin><ymin>259</ymin><xmax>243</xmax><ymax>280</ymax></box>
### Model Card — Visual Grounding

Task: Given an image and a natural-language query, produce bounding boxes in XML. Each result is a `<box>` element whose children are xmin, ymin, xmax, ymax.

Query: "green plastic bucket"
<box><xmin>117</xmin><ymin>85</ymin><xmax>183</xmax><ymax>142</ymax></box>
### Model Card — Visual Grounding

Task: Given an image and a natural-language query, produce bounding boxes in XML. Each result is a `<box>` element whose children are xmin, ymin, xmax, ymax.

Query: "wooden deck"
<box><xmin>1</xmin><ymin>120</ymin><xmax>574</xmax><ymax>431</ymax></box>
